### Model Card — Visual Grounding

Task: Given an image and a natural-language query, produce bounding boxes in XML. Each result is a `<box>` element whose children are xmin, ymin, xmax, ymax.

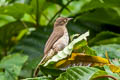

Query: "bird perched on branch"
<box><xmin>34</xmin><ymin>17</ymin><xmax>72</xmax><ymax>77</ymax></box>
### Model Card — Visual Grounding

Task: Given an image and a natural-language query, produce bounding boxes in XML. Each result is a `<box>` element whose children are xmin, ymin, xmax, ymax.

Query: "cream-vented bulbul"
<box><xmin>34</xmin><ymin>17</ymin><xmax>72</xmax><ymax>77</ymax></box>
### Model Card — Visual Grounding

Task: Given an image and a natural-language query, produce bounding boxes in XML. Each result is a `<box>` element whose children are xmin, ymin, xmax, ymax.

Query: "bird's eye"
<box><xmin>60</xmin><ymin>21</ymin><xmax>65</xmax><ymax>24</ymax></box>
<box><xmin>64</xmin><ymin>19</ymin><xmax>67</xmax><ymax>22</ymax></box>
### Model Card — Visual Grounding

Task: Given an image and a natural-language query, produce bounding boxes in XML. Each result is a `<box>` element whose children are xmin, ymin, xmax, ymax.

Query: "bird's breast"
<box><xmin>58</xmin><ymin>28</ymin><xmax>69</xmax><ymax>46</ymax></box>
<box><xmin>53</xmin><ymin>29</ymin><xmax>69</xmax><ymax>51</ymax></box>
<box><xmin>61</xmin><ymin>31</ymin><xmax>69</xmax><ymax>45</ymax></box>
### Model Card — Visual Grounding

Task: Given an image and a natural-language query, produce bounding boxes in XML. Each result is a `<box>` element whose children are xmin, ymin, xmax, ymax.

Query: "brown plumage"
<box><xmin>44</xmin><ymin>27</ymin><xmax>64</xmax><ymax>55</ymax></box>
<box><xmin>33</xmin><ymin>17</ymin><xmax>72</xmax><ymax>77</ymax></box>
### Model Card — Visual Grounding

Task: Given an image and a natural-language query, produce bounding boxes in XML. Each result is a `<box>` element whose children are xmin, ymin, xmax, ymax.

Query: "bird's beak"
<box><xmin>67</xmin><ymin>18</ymin><xmax>73</xmax><ymax>21</ymax></box>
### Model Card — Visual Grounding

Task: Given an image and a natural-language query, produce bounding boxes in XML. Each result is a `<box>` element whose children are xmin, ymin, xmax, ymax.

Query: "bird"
<box><xmin>33</xmin><ymin>17</ymin><xmax>73</xmax><ymax>77</ymax></box>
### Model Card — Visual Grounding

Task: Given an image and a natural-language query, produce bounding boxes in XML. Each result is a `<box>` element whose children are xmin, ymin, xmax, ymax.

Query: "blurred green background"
<box><xmin>0</xmin><ymin>0</ymin><xmax>120</xmax><ymax>79</ymax></box>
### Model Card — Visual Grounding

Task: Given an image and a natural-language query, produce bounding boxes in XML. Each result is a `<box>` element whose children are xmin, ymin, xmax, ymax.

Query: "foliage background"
<box><xmin>0</xmin><ymin>0</ymin><xmax>120</xmax><ymax>80</ymax></box>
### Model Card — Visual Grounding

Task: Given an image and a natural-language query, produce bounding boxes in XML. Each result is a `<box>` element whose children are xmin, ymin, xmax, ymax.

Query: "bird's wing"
<box><xmin>44</xmin><ymin>28</ymin><xmax>64</xmax><ymax>55</ymax></box>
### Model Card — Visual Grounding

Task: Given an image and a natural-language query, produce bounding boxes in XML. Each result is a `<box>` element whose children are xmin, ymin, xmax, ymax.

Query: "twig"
<box><xmin>93</xmin><ymin>75</ymin><xmax>118</xmax><ymax>80</ymax></box>
<box><xmin>36</xmin><ymin>0</ymin><xmax>40</xmax><ymax>27</ymax></box>
<box><xmin>42</xmin><ymin>13</ymin><xmax>50</xmax><ymax>21</ymax></box>
<box><xmin>47</xmin><ymin>0</ymin><xmax>73</xmax><ymax>26</ymax></box>
<box><xmin>65</xmin><ymin>6</ymin><xmax>71</xmax><ymax>13</ymax></box>
<box><xmin>21</xmin><ymin>21</ymin><xmax>28</xmax><ymax>29</ymax></box>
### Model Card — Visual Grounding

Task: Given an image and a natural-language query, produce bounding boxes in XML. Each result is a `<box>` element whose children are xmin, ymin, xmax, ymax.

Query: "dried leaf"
<box><xmin>55</xmin><ymin>53</ymin><xmax>120</xmax><ymax>73</ymax></box>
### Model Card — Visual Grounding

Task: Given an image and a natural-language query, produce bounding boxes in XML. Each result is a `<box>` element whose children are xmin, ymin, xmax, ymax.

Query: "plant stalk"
<box><xmin>36</xmin><ymin>0</ymin><xmax>40</xmax><ymax>27</ymax></box>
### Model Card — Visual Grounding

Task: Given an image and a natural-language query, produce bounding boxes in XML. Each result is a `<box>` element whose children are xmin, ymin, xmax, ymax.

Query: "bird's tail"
<box><xmin>33</xmin><ymin>49</ymin><xmax>55</xmax><ymax>77</ymax></box>
<box><xmin>33</xmin><ymin>55</ymin><xmax>47</xmax><ymax>77</ymax></box>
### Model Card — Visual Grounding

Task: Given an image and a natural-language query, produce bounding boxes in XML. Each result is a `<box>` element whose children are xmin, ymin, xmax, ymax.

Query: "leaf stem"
<box><xmin>93</xmin><ymin>75</ymin><xmax>118</xmax><ymax>80</ymax></box>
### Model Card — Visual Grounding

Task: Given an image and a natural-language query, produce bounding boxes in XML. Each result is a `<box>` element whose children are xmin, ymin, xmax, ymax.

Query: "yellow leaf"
<box><xmin>55</xmin><ymin>53</ymin><xmax>120</xmax><ymax>73</ymax></box>
<box><xmin>108</xmin><ymin>64</ymin><xmax>120</xmax><ymax>73</ymax></box>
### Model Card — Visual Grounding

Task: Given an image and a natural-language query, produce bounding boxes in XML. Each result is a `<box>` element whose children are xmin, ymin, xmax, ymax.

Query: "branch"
<box><xmin>36</xmin><ymin>0</ymin><xmax>40</xmax><ymax>27</ymax></box>
<box><xmin>47</xmin><ymin>0</ymin><xmax>73</xmax><ymax>26</ymax></box>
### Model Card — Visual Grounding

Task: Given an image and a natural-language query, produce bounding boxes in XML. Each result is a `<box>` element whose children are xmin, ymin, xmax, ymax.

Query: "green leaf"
<box><xmin>0</xmin><ymin>72</ymin><xmax>6</xmax><ymax>80</ymax></box>
<box><xmin>80</xmin><ymin>0</ymin><xmax>120</xmax><ymax>13</ymax></box>
<box><xmin>0</xmin><ymin>0</ymin><xmax>8</xmax><ymax>6</ymax></box>
<box><xmin>78</xmin><ymin>8</ymin><xmax>120</xmax><ymax>26</ymax></box>
<box><xmin>40</xmin><ymin>65</ymin><xmax>63</xmax><ymax>76</ymax></box>
<box><xmin>89</xmin><ymin>31</ymin><xmax>120</xmax><ymax>46</ymax></box>
<box><xmin>21</xmin><ymin>13</ymin><xmax>36</xmax><ymax>24</ymax></box>
<box><xmin>40</xmin><ymin>3</ymin><xmax>60</xmax><ymax>25</ymax></box>
<box><xmin>23</xmin><ymin>76</ymin><xmax>52</xmax><ymax>80</ymax></box>
<box><xmin>0</xmin><ymin>21</ymin><xmax>34</xmax><ymax>53</ymax></box>
<box><xmin>14</xmin><ymin>28</ymin><xmax>48</xmax><ymax>66</ymax></box>
<box><xmin>73</xmin><ymin>40</ymin><xmax>96</xmax><ymax>56</ymax></box>
<box><xmin>92</xmin><ymin>44</ymin><xmax>120</xmax><ymax>59</ymax></box>
<box><xmin>61</xmin><ymin>0</ymin><xmax>90</xmax><ymax>16</ymax></box>
<box><xmin>71</xmin><ymin>0</ymin><xmax>120</xmax><ymax>27</ymax></box>
<box><xmin>95</xmin><ymin>37</ymin><xmax>120</xmax><ymax>45</ymax></box>
<box><xmin>47</xmin><ymin>0</ymin><xmax>63</xmax><ymax>6</ymax></box>
<box><xmin>0</xmin><ymin>54</ymin><xmax>28</xmax><ymax>80</ymax></box>
<box><xmin>13</xmin><ymin>28</ymin><xmax>50</xmax><ymax>77</ymax></box>
<box><xmin>90</xmin><ymin>70</ymin><xmax>107</xmax><ymax>80</ymax></box>
<box><xmin>56</xmin><ymin>66</ymin><xmax>101</xmax><ymax>80</ymax></box>
<box><xmin>0</xmin><ymin>14</ymin><xmax>15</xmax><ymax>27</ymax></box>
<box><xmin>30</xmin><ymin>0</ymin><xmax>47</xmax><ymax>14</ymax></box>
<box><xmin>0</xmin><ymin>3</ymin><xmax>30</xmax><ymax>19</ymax></box>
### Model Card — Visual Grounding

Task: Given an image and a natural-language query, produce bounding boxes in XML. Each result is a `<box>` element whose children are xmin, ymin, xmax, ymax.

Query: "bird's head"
<box><xmin>54</xmin><ymin>17</ymin><xmax>73</xmax><ymax>27</ymax></box>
